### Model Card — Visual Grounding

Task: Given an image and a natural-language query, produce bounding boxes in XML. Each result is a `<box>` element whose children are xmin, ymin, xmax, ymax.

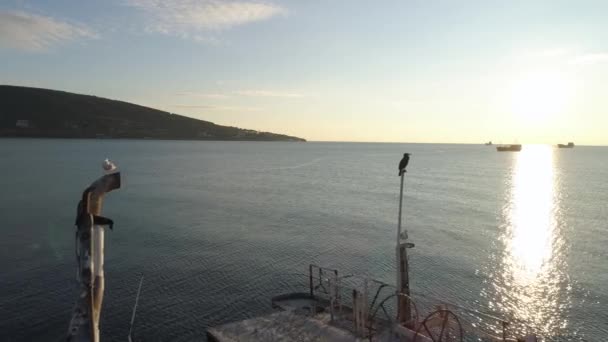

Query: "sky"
<box><xmin>1</xmin><ymin>0</ymin><xmax>608</xmax><ymax>144</ymax></box>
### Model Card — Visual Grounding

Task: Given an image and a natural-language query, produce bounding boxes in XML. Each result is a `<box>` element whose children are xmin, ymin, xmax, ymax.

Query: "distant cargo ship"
<box><xmin>496</xmin><ymin>144</ymin><xmax>522</xmax><ymax>152</ymax></box>
<box><xmin>557</xmin><ymin>142</ymin><xmax>575</xmax><ymax>148</ymax></box>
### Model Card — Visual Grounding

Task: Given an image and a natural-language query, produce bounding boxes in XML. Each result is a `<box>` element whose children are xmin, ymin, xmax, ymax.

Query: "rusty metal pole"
<box><xmin>397</xmin><ymin>164</ymin><xmax>412</xmax><ymax>325</ymax></box>
<box><xmin>68</xmin><ymin>162</ymin><xmax>121</xmax><ymax>342</ymax></box>
<box><xmin>90</xmin><ymin>180</ymin><xmax>110</xmax><ymax>339</ymax></box>
<box><xmin>397</xmin><ymin>243</ymin><xmax>412</xmax><ymax>324</ymax></box>
<box><xmin>309</xmin><ymin>264</ymin><xmax>314</xmax><ymax>297</ymax></box>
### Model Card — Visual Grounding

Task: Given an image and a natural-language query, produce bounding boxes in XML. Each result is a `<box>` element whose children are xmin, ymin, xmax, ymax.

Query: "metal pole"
<box><xmin>309</xmin><ymin>264</ymin><xmax>314</xmax><ymax>297</ymax></box>
<box><xmin>91</xmin><ymin>221</ymin><xmax>105</xmax><ymax>337</ymax></box>
<box><xmin>396</xmin><ymin>173</ymin><xmax>403</xmax><ymax>318</ymax></box>
<box><xmin>128</xmin><ymin>275</ymin><xmax>145</xmax><ymax>342</ymax></box>
<box><xmin>396</xmin><ymin>170</ymin><xmax>411</xmax><ymax>324</ymax></box>
<box><xmin>68</xmin><ymin>163</ymin><xmax>121</xmax><ymax>342</ymax></box>
<box><xmin>89</xmin><ymin>175</ymin><xmax>116</xmax><ymax>340</ymax></box>
<box><xmin>396</xmin><ymin>173</ymin><xmax>404</xmax><ymax>295</ymax></box>
<box><xmin>397</xmin><ymin>173</ymin><xmax>404</xmax><ymax>241</ymax></box>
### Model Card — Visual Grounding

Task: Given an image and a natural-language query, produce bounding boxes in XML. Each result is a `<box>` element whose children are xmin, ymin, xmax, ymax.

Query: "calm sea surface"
<box><xmin>0</xmin><ymin>139</ymin><xmax>606</xmax><ymax>341</ymax></box>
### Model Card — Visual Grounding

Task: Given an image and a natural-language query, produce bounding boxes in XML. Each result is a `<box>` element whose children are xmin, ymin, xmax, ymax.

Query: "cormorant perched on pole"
<box><xmin>398</xmin><ymin>153</ymin><xmax>410</xmax><ymax>176</ymax></box>
<box><xmin>396</xmin><ymin>152</ymin><xmax>412</xmax><ymax>324</ymax></box>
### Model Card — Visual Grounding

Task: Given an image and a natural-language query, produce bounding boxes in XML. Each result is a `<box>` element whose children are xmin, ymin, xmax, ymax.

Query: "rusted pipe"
<box><xmin>67</xmin><ymin>168</ymin><xmax>121</xmax><ymax>342</ymax></box>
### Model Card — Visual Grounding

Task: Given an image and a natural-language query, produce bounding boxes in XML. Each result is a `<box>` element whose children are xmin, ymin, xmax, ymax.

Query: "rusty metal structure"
<box><xmin>63</xmin><ymin>157</ymin><xmax>543</xmax><ymax>342</ymax></box>
<box><xmin>67</xmin><ymin>164</ymin><xmax>121</xmax><ymax>342</ymax></box>
<box><xmin>209</xmin><ymin>261</ymin><xmax>540</xmax><ymax>341</ymax></box>
<box><xmin>208</xmin><ymin>153</ymin><xmax>541</xmax><ymax>341</ymax></box>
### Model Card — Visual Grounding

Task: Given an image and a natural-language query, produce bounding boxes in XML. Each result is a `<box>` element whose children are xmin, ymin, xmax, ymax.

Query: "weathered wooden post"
<box><xmin>67</xmin><ymin>160</ymin><xmax>121</xmax><ymax>342</ymax></box>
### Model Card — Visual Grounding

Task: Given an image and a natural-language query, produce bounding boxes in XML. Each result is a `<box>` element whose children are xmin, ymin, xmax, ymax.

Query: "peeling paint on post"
<box><xmin>67</xmin><ymin>166</ymin><xmax>121</xmax><ymax>342</ymax></box>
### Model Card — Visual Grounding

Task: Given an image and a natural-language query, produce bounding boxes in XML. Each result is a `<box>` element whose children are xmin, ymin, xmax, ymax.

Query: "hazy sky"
<box><xmin>2</xmin><ymin>1</ymin><xmax>608</xmax><ymax>144</ymax></box>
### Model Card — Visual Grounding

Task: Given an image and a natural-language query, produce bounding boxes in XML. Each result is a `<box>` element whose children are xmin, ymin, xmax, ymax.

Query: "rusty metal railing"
<box><xmin>289</xmin><ymin>265</ymin><xmax>542</xmax><ymax>341</ymax></box>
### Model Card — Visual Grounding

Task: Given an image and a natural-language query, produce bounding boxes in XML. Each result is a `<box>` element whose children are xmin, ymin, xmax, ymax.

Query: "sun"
<box><xmin>509</xmin><ymin>71</ymin><xmax>571</xmax><ymax>123</ymax></box>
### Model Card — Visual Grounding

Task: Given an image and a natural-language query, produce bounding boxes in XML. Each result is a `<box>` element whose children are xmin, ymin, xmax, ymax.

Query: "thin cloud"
<box><xmin>536</xmin><ymin>48</ymin><xmax>570</xmax><ymax>58</ymax></box>
<box><xmin>0</xmin><ymin>10</ymin><xmax>97</xmax><ymax>51</ymax></box>
<box><xmin>175</xmin><ymin>91</ymin><xmax>229</xmax><ymax>99</ymax></box>
<box><xmin>176</xmin><ymin>89</ymin><xmax>307</xmax><ymax>99</ymax></box>
<box><xmin>173</xmin><ymin>104</ymin><xmax>215</xmax><ymax>108</ymax></box>
<box><xmin>235</xmin><ymin>90</ymin><xmax>305</xmax><ymax>98</ymax></box>
<box><xmin>173</xmin><ymin>104</ymin><xmax>260</xmax><ymax>111</ymax></box>
<box><xmin>125</xmin><ymin>0</ymin><xmax>286</xmax><ymax>39</ymax></box>
<box><xmin>570</xmin><ymin>53</ymin><xmax>608</xmax><ymax>66</ymax></box>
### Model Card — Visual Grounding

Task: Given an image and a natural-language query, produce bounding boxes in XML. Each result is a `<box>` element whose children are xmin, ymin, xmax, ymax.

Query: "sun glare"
<box><xmin>500</xmin><ymin>145</ymin><xmax>566</xmax><ymax>332</ymax></box>
<box><xmin>509</xmin><ymin>71</ymin><xmax>571</xmax><ymax>123</ymax></box>
<box><xmin>508</xmin><ymin>145</ymin><xmax>555</xmax><ymax>281</ymax></box>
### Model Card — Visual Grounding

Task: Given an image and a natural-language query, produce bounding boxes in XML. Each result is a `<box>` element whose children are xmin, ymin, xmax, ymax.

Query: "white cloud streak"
<box><xmin>175</xmin><ymin>89</ymin><xmax>307</xmax><ymax>99</ymax></box>
<box><xmin>175</xmin><ymin>91</ymin><xmax>229</xmax><ymax>99</ymax></box>
<box><xmin>173</xmin><ymin>104</ymin><xmax>261</xmax><ymax>111</ymax></box>
<box><xmin>536</xmin><ymin>48</ymin><xmax>570</xmax><ymax>58</ymax></box>
<box><xmin>125</xmin><ymin>0</ymin><xmax>285</xmax><ymax>39</ymax></box>
<box><xmin>570</xmin><ymin>53</ymin><xmax>608</xmax><ymax>66</ymax></box>
<box><xmin>0</xmin><ymin>10</ymin><xmax>97</xmax><ymax>51</ymax></box>
<box><xmin>235</xmin><ymin>90</ymin><xmax>305</xmax><ymax>98</ymax></box>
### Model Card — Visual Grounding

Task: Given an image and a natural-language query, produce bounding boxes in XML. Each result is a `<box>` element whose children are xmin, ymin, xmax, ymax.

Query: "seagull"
<box><xmin>398</xmin><ymin>153</ymin><xmax>410</xmax><ymax>176</ymax></box>
<box><xmin>102</xmin><ymin>158</ymin><xmax>117</xmax><ymax>173</ymax></box>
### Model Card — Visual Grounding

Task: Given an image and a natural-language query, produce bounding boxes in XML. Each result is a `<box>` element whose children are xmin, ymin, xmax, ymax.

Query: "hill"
<box><xmin>0</xmin><ymin>85</ymin><xmax>305</xmax><ymax>142</ymax></box>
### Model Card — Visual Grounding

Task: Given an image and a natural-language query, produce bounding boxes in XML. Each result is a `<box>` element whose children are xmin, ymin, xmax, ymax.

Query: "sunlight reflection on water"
<box><xmin>508</xmin><ymin>145</ymin><xmax>556</xmax><ymax>284</ymax></box>
<box><xmin>487</xmin><ymin>145</ymin><xmax>572</xmax><ymax>338</ymax></box>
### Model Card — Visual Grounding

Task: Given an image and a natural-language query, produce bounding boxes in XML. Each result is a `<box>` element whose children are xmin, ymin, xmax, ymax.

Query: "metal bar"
<box><xmin>397</xmin><ymin>172</ymin><xmax>404</xmax><ymax>241</ymax></box>
<box><xmin>398</xmin><ymin>244</ymin><xmax>411</xmax><ymax>323</ymax></box>
<box><xmin>397</xmin><ymin>171</ymin><xmax>411</xmax><ymax>324</ymax></box>
<box><xmin>128</xmin><ymin>275</ymin><xmax>144</xmax><ymax>342</ymax></box>
<box><xmin>369</xmin><ymin>284</ymin><xmax>389</xmax><ymax>314</ymax></box>
<box><xmin>352</xmin><ymin>289</ymin><xmax>359</xmax><ymax>333</ymax></box>
<box><xmin>309</xmin><ymin>264</ymin><xmax>314</xmax><ymax>297</ymax></box>
<box><xmin>413</xmin><ymin>294</ymin><xmax>509</xmax><ymax>324</ymax></box>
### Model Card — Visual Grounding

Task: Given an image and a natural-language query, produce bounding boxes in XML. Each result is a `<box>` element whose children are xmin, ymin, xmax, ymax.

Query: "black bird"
<box><xmin>398</xmin><ymin>153</ymin><xmax>410</xmax><ymax>176</ymax></box>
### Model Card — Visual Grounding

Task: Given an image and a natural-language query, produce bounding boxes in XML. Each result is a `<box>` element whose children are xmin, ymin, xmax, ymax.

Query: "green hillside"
<box><xmin>0</xmin><ymin>85</ymin><xmax>305</xmax><ymax>142</ymax></box>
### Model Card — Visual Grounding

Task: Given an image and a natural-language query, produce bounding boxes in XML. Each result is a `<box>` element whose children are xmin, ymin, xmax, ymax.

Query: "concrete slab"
<box><xmin>206</xmin><ymin>311</ymin><xmax>362</xmax><ymax>342</ymax></box>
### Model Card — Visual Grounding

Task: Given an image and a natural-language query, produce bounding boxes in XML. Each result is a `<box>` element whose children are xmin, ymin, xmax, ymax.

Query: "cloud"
<box><xmin>173</xmin><ymin>104</ymin><xmax>260</xmax><ymax>111</ymax></box>
<box><xmin>174</xmin><ymin>104</ymin><xmax>216</xmax><ymax>108</ymax></box>
<box><xmin>175</xmin><ymin>91</ymin><xmax>229</xmax><ymax>99</ymax></box>
<box><xmin>570</xmin><ymin>53</ymin><xmax>608</xmax><ymax>66</ymax></box>
<box><xmin>235</xmin><ymin>90</ymin><xmax>305</xmax><ymax>98</ymax></box>
<box><xmin>0</xmin><ymin>10</ymin><xmax>97</xmax><ymax>51</ymax></box>
<box><xmin>535</xmin><ymin>48</ymin><xmax>570</xmax><ymax>58</ymax></box>
<box><xmin>175</xmin><ymin>89</ymin><xmax>307</xmax><ymax>99</ymax></box>
<box><xmin>125</xmin><ymin>0</ymin><xmax>286</xmax><ymax>39</ymax></box>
